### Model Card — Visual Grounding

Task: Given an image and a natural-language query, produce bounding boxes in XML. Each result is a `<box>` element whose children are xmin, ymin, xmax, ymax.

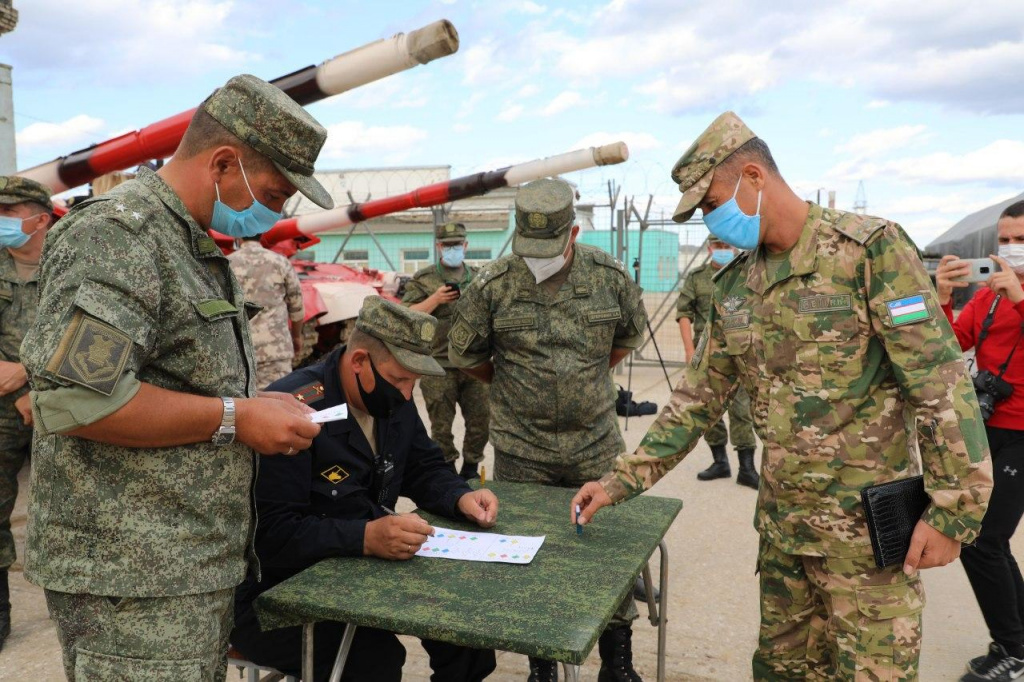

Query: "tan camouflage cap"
<box><xmin>435</xmin><ymin>222</ymin><xmax>467</xmax><ymax>244</ymax></box>
<box><xmin>355</xmin><ymin>296</ymin><xmax>445</xmax><ymax>377</ymax></box>
<box><xmin>670</xmin><ymin>111</ymin><xmax>756</xmax><ymax>223</ymax></box>
<box><xmin>0</xmin><ymin>176</ymin><xmax>53</xmax><ymax>211</ymax></box>
<box><xmin>201</xmin><ymin>74</ymin><xmax>334</xmax><ymax>210</ymax></box>
<box><xmin>512</xmin><ymin>178</ymin><xmax>576</xmax><ymax>258</ymax></box>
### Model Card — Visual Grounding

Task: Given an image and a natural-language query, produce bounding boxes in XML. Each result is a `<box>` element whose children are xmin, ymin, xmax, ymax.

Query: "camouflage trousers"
<box><xmin>45</xmin><ymin>588</ymin><xmax>234</xmax><ymax>682</ymax></box>
<box><xmin>256</xmin><ymin>358</ymin><xmax>295</xmax><ymax>389</ymax></box>
<box><xmin>705</xmin><ymin>385</ymin><xmax>756</xmax><ymax>450</ymax></box>
<box><xmin>494</xmin><ymin>449</ymin><xmax>638</xmax><ymax>626</ymax></box>
<box><xmin>754</xmin><ymin>540</ymin><xmax>924</xmax><ymax>681</ymax></box>
<box><xmin>0</xmin><ymin>412</ymin><xmax>31</xmax><ymax>569</ymax></box>
<box><xmin>421</xmin><ymin>368</ymin><xmax>490</xmax><ymax>464</ymax></box>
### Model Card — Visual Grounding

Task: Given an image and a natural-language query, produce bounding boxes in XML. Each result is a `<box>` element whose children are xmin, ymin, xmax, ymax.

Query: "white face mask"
<box><xmin>998</xmin><ymin>244</ymin><xmax>1024</xmax><ymax>274</ymax></box>
<box><xmin>523</xmin><ymin>253</ymin><xmax>567</xmax><ymax>283</ymax></box>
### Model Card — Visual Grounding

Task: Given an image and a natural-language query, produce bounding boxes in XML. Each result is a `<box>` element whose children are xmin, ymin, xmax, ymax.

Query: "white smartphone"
<box><xmin>953</xmin><ymin>258</ymin><xmax>997</xmax><ymax>283</ymax></box>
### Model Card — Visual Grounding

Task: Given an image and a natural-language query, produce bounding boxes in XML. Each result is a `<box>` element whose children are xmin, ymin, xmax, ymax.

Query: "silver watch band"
<box><xmin>220</xmin><ymin>397</ymin><xmax>236</xmax><ymax>429</ymax></box>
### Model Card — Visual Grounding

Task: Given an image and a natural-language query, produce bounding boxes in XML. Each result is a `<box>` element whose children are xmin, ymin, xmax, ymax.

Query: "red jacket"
<box><xmin>943</xmin><ymin>288</ymin><xmax>1024</xmax><ymax>430</ymax></box>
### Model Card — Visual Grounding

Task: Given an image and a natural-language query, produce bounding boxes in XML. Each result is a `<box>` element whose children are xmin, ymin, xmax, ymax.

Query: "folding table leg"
<box><xmin>641</xmin><ymin>563</ymin><xmax>659</xmax><ymax>625</ymax></box>
<box><xmin>657</xmin><ymin>540</ymin><xmax>669</xmax><ymax>682</ymax></box>
<box><xmin>327</xmin><ymin>623</ymin><xmax>358</xmax><ymax>682</ymax></box>
<box><xmin>561</xmin><ymin>662</ymin><xmax>580</xmax><ymax>682</ymax></box>
<box><xmin>302</xmin><ymin>623</ymin><xmax>315</xmax><ymax>682</ymax></box>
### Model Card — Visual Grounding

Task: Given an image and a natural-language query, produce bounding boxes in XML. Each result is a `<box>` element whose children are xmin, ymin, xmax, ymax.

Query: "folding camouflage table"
<box><xmin>254</xmin><ymin>480</ymin><xmax>682</xmax><ymax>682</ymax></box>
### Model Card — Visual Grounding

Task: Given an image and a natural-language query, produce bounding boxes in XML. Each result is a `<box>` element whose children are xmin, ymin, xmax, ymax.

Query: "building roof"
<box><xmin>925</xmin><ymin>190</ymin><xmax>1024</xmax><ymax>258</ymax></box>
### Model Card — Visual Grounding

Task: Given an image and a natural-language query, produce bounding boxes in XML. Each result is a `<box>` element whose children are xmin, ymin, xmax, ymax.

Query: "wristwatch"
<box><xmin>212</xmin><ymin>397</ymin><xmax>236</xmax><ymax>445</ymax></box>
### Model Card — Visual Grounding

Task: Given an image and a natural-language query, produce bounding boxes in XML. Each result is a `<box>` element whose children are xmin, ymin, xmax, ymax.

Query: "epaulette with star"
<box><xmin>292</xmin><ymin>381</ymin><xmax>325</xmax><ymax>405</ymax></box>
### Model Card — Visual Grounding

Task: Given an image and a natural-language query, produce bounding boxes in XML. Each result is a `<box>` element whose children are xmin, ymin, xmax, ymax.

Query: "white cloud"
<box><xmin>497</xmin><ymin>105</ymin><xmax>525</xmax><ymax>122</ymax></box>
<box><xmin>541</xmin><ymin>91</ymin><xmax>583</xmax><ymax>116</ymax></box>
<box><xmin>461</xmin><ymin>39</ymin><xmax>512</xmax><ymax>86</ymax></box>
<box><xmin>827</xmin><ymin>139</ymin><xmax>1024</xmax><ymax>188</ymax></box>
<box><xmin>865</xmin><ymin>100</ymin><xmax>890</xmax><ymax>110</ymax></box>
<box><xmin>321</xmin><ymin>122</ymin><xmax>428</xmax><ymax>162</ymax></box>
<box><xmin>16</xmin><ymin>115</ymin><xmax>106</xmax><ymax>152</ymax></box>
<box><xmin>834</xmin><ymin>125</ymin><xmax>929</xmax><ymax>159</ymax></box>
<box><xmin>515</xmin><ymin>1</ymin><xmax>547</xmax><ymax>14</ymax></box>
<box><xmin>572</xmin><ymin>131</ymin><xmax>661</xmax><ymax>153</ymax></box>
<box><xmin>518</xmin><ymin>84</ymin><xmax>541</xmax><ymax>98</ymax></box>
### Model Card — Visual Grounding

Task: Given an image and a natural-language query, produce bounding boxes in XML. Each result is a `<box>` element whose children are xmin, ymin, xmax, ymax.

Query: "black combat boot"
<box><xmin>736</xmin><ymin>448</ymin><xmax>759</xmax><ymax>490</ymax></box>
<box><xmin>697</xmin><ymin>445</ymin><xmax>730</xmax><ymax>481</ymax></box>
<box><xmin>528</xmin><ymin>656</ymin><xmax>558</xmax><ymax>681</ymax></box>
<box><xmin>459</xmin><ymin>460</ymin><xmax>479</xmax><ymax>481</ymax></box>
<box><xmin>597</xmin><ymin>624</ymin><xmax>642</xmax><ymax>681</ymax></box>
<box><xmin>0</xmin><ymin>569</ymin><xmax>10</xmax><ymax>652</ymax></box>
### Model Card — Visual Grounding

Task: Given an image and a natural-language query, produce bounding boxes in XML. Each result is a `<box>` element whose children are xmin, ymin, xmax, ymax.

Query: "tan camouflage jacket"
<box><xmin>675</xmin><ymin>262</ymin><xmax>716</xmax><ymax>336</ymax></box>
<box><xmin>228</xmin><ymin>241</ymin><xmax>304</xmax><ymax>364</ymax></box>
<box><xmin>601</xmin><ymin>204</ymin><xmax>993</xmax><ymax>557</ymax></box>
<box><xmin>401</xmin><ymin>262</ymin><xmax>478</xmax><ymax>368</ymax></box>
<box><xmin>21</xmin><ymin>168</ymin><xmax>260</xmax><ymax>595</ymax></box>
<box><xmin>448</xmin><ymin>244</ymin><xmax>647</xmax><ymax>464</ymax></box>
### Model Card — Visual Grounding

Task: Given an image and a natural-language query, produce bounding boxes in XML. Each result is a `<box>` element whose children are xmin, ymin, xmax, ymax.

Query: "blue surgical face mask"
<box><xmin>710</xmin><ymin>248</ymin><xmax>735</xmax><ymax>266</ymax></box>
<box><xmin>210</xmin><ymin>158</ymin><xmax>282</xmax><ymax>238</ymax></box>
<box><xmin>702</xmin><ymin>176</ymin><xmax>762</xmax><ymax>250</ymax></box>
<box><xmin>0</xmin><ymin>214</ymin><xmax>43</xmax><ymax>249</ymax></box>
<box><xmin>440</xmin><ymin>244</ymin><xmax>465</xmax><ymax>268</ymax></box>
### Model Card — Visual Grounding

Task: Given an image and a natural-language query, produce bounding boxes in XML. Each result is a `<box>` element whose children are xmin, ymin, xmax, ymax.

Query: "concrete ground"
<box><xmin>0</xmin><ymin>363</ymin><xmax>1009</xmax><ymax>681</ymax></box>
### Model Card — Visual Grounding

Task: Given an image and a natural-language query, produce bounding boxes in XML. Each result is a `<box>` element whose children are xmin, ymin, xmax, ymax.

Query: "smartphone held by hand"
<box><xmin>952</xmin><ymin>258</ymin><xmax>996</xmax><ymax>283</ymax></box>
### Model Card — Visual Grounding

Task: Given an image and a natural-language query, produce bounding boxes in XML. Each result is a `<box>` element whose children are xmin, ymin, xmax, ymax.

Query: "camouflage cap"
<box><xmin>512</xmin><ymin>178</ymin><xmax>576</xmax><ymax>259</ymax></box>
<box><xmin>0</xmin><ymin>176</ymin><xmax>53</xmax><ymax>211</ymax></box>
<box><xmin>201</xmin><ymin>74</ymin><xmax>334</xmax><ymax>210</ymax></box>
<box><xmin>670</xmin><ymin>111</ymin><xmax>755</xmax><ymax>223</ymax></box>
<box><xmin>355</xmin><ymin>296</ymin><xmax>445</xmax><ymax>377</ymax></box>
<box><xmin>436</xmin><ymin>222</ymin><xmax>467</xmax><ymax>244</ymax></box>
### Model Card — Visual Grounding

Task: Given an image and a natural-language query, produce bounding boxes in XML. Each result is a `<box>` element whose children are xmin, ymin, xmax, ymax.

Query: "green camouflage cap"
<box><xmin>512</xmin><ymin>178</ymin><xmax>576</xmax><ymax>258</ymax></box>
<box><xmin>435</xmin><ymin>221</ymin><xmax>467</xmax><ymax>244</ymax></box>
<box><xmin>0</xmin><ymin>176</ymin><xmax>53</xmax><ymax>211</ymax></box>
<box><xmin>355</xmin><ymin>296</ymin><xmax>445</xmax><ymax>377</ymax></box>
<box><xmin>670</xmin><ymin>111</ymin><xmax>755</xmax><ymax>223</ymax></box>
<box><xmin>201</xmin><ymin>74</ymin><xmax>334</xmax><ymax>210</ymax></box>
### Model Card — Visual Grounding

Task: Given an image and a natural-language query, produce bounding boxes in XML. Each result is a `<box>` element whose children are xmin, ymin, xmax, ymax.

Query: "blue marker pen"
<box><xmin>575</xmin><ymin>504</ymin><xmax>583</xmax><ymax>536</ymax></box>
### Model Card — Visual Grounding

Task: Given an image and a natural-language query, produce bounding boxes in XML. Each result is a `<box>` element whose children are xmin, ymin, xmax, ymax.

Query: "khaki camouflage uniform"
<box><xmin>598</xmin><ymin>112</ymin><xmax>993</xmax><ymax>681</ymax></box>
<box><xmin>21</xmin><ymin>74</ymin><xmax>333</xmax><ymax>681</ymax></box>
<box><xmin>228</xmin><ymin>240</ymin><xmax>304</xmax><ymax>386</ymax></box>
<box><xmin>449</xmin><ymin>179</ymin><xmax>648</xmax><ymax>627</ymax></box>
<box><xmin>403</xmin><ymin>254</ymin><xmax>489</xmax><ymax>465</ymax></box>
<box><xmin>676</xmin><ymin>262</ymin><xmax>755</xmax><ymax>450</ymax></box>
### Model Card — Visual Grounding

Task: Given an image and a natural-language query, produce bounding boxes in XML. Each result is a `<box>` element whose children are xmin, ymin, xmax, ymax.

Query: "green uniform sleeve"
<box><xmin>613</xmin><ymin>278</ymin><xmax>647</xmax><ymax>350</ymax></box>
<box><xmin>447</xmin><ymin>275</ymin><xmax>492</xmax><ymax>369</ymax></box>
<box><xmin>675</xmin><ymin>273</ymin><xmax>697</xmax><ymax>321</ymax></box>
<box><xmin>600</xmin><ymin>305</ymin><xmax>738</xmax><ymax>502</ymax></box>
<box><xmin>23</xmin><ymin>217</ymin><xmax>159</xmax><ymax>434</ymax></box>
<box><xmin>401</xmin><ymin>274</ymin><xmax>431</xmax><ymax>307</ymax></box>
<box><xmin>865</xmin><ymin>224</ymin><xmax>993</xmax><ymax>543</ymax></box>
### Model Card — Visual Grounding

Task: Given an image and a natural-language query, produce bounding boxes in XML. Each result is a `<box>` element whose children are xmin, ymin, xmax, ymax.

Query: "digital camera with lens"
<box><xmin>973</xmin><ymin>370</ymin><xmax>1014</xmax><ymax>421</ymax></box>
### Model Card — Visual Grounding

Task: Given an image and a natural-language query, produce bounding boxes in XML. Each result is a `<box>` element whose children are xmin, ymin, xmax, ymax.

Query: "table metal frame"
<box><xmin>301</xmin><ymin>540</ymin><xmax>671</xmax><ymax>682</ymax></box>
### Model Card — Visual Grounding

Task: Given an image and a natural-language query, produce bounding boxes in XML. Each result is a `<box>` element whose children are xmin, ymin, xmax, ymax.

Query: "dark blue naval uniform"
<box><xmin>232</xmin><ymin>346</ymin><xmax>495</xmax><ymax>682</ymax></box>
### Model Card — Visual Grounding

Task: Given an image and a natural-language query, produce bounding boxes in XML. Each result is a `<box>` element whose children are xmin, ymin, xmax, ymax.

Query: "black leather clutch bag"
<box><xmin>861</xmin><ymin>475</ymin><xmax>929</xmax><ymax>569</ymax></box>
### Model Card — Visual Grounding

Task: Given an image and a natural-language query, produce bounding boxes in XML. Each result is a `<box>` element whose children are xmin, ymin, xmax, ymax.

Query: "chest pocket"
<box><xmin>493</xmin><ymin>312</ymin><xmax>540</xmax><ymax>359</ymax></box>
<box><xmin>791</xmin><ymin>309</ymin><xmax>863</xmax><ymax>389</ymax></box>
<box><xmin>583</xmin><ymin>306</ymin><xmax>620</xmax><ymax>359</ymax></box>
<box><xmin>723</xmin><ymin>329</ymin><xmax>753</xmax><ymax>377</ymax></box>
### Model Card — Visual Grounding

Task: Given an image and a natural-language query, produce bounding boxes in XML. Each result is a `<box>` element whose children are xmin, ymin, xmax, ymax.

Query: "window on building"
<box><xmin>341</xmin><ymin>250</ymin><xmax>370</xmax><ymax>269</ymax></box>
<box><xmin>402</xmin><ymin>248</ymin><xmax>432</xmax><ymax>274</ymax></box>
<box><xmin>465</xmin><ymin>248</ymin><xmax>492</xmax><ymax>266</ymax></box>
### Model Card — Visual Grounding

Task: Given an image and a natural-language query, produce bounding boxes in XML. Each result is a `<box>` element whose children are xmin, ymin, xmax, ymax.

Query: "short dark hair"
<box><xmin>720</xmin><ymin>137</ymin><xmax>780</xmax><ymax>179</ymax></box>
<box><xmin>1000</xmin><ymin>200</ymin><xmax>1024</xmax><ymax>220</ymax></box>
<box><xmin>347</xmin><ymin>328</ymin><xmax>390</xmax><ymax>364</ymax></box>
<box><xmin>176</xmin><ymin>107</ymin><xmax>273</xmax><ymax>172</ymax></box>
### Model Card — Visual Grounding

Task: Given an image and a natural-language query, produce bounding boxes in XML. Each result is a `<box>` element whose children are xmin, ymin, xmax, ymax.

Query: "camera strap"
<box><xmin>975</xmin><ymin>294</ymin><xmax>1024</xmax><ymax>379</ymax></box>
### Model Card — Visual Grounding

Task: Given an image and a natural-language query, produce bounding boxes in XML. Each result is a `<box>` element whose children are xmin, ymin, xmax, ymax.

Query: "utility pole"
<box><xmin>0</xmin><ymin>2</ymin><xmax>18</xmax><ymax>175</ymax></box>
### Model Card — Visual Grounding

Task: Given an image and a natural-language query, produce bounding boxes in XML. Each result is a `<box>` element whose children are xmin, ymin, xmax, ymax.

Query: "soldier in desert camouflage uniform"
<box><xmin>228</xmin><ymin>236</ymin><xmax>305</xmax><ymax>386</ymax></box>
<box><xmin>572</xmin><ymin>111</ymin><xmax>993</xmax><ymax>681</ymax></box>
<box><xmin>403</xmin><ymin>222</ymin><xmax>490</xmax><ymax>479</ymax></box>
<box><xmin>449</xmin><ymin>178</ymin><xmax>647</xmax><ymax>682</ymax></box>
<box><xmin>0</xmin><ymin>176</ymin><xmax>53</xmax><ymax>651</ymax></box>
<box><xmin>21</xmin><ymin>75</ymin><xmax>325</xmax><ymax>681</ymax></box>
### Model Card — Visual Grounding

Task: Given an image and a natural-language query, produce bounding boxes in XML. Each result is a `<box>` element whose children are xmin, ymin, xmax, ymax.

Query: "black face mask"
<box><xmin>356</xmin><ymin>357</ymin><xmax>408</xmax><ymax>419</ymax></box>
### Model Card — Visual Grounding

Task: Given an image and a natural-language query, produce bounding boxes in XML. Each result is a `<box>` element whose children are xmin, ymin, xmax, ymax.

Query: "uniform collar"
<box><xmin>0</xmin><ymin>249</ymin><xmax>30</xmax><ymax>284</ymax></box>
<box><xmin>436</xmin><ymin>262</ymin><xmax>472</xmax><ymax>284</ymax></box>
<box><xmin>239</xmin><ymin>241</ymin><xmax>264</xmax><ymax>252</ymax></box>
<box><xmin>745</xmin><ymin>202</ymin><xmax>822</xmax><ymax>295</ymax></box>
<box><xmin>135</xmin><ymin>167</ymin><xmax>224</xmax><ymax>261</ymax></box>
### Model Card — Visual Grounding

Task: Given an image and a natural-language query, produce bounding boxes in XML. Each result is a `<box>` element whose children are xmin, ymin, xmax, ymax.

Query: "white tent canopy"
<box><xmin>925</xmin><ymin>190</ymin><xmax>1024</xmax><ymax>258</ymax></box>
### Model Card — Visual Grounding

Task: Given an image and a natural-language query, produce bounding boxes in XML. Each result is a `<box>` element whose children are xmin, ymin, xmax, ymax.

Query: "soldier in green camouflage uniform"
<box><xmin>572</xmin><ymin>112</ymin><xmax>993</xmax><ymax>681</ymax></box>
<box><xmin>676</xmin><ymin>240</ymin><xmax>758</xmax><ymax>488</ymax></box>
<box><xmin>21</xmin><ymin>75</ymin><xmax>325</xmax><ymax>681</ymax></box>
<box><xmin>228</xmin><ymin>236</ymin><xmax>305</xmax><ymax>386</ymax></box>
<box><xmin>449</xmin><ymin>178</ymin><xmax>648</xmax><ymax>682</ymax></box>
<box><xmin>403</xmin><ymin>222</ymin><xmax>490</xmax><ymax>479</ymax></box>
<box><xmin>0</xmin><ymin>177</ymin><xmax>53</xmax><ymax>651</ymax></box>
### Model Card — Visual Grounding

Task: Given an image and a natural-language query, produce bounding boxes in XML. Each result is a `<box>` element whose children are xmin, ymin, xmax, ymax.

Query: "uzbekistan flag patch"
<box><xmin>886</xmin><ymin>294</ymin><xmax>930</xmax><ymax>326</ymax></box>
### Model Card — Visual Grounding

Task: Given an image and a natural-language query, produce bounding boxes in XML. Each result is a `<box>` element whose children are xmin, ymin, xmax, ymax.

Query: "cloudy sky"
<box><xmin>3</xmin><ymin>0</ymin><xmax>1024</xmax><ymax>248</ymax></box>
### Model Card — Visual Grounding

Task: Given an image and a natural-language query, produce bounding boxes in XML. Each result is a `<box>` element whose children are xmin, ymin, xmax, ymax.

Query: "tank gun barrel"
<box><xmin>17</xmin><ymin>19</ymin><xmax>459</xmax><ymax>193</ymax></box>
<box><xmin>260</xmin><ymin>141</ymin><xmax>630</xmax><ymax>247</ymax></box>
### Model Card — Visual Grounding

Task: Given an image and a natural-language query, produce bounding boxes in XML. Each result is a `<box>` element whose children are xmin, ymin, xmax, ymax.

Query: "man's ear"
<box><xmin>208</xmin><ymin>145</ymin><xmax>241</xmax><ymax>183</ymax></box>
<box><xmin>742</xmin><ymin>162</ymin><xmax>766</xmax><ymax>191</ymax></box>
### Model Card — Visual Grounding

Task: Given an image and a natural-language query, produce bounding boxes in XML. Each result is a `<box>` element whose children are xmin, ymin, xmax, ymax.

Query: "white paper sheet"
<box><xmin>310</xmin><ymin>404</ymin><xmax>349</xmax><ymax>423</ymax></box>
<box><xmin>415</xmin><ymin>527</ymin><xmax>545</xmax><ymax>564</ymax></box>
